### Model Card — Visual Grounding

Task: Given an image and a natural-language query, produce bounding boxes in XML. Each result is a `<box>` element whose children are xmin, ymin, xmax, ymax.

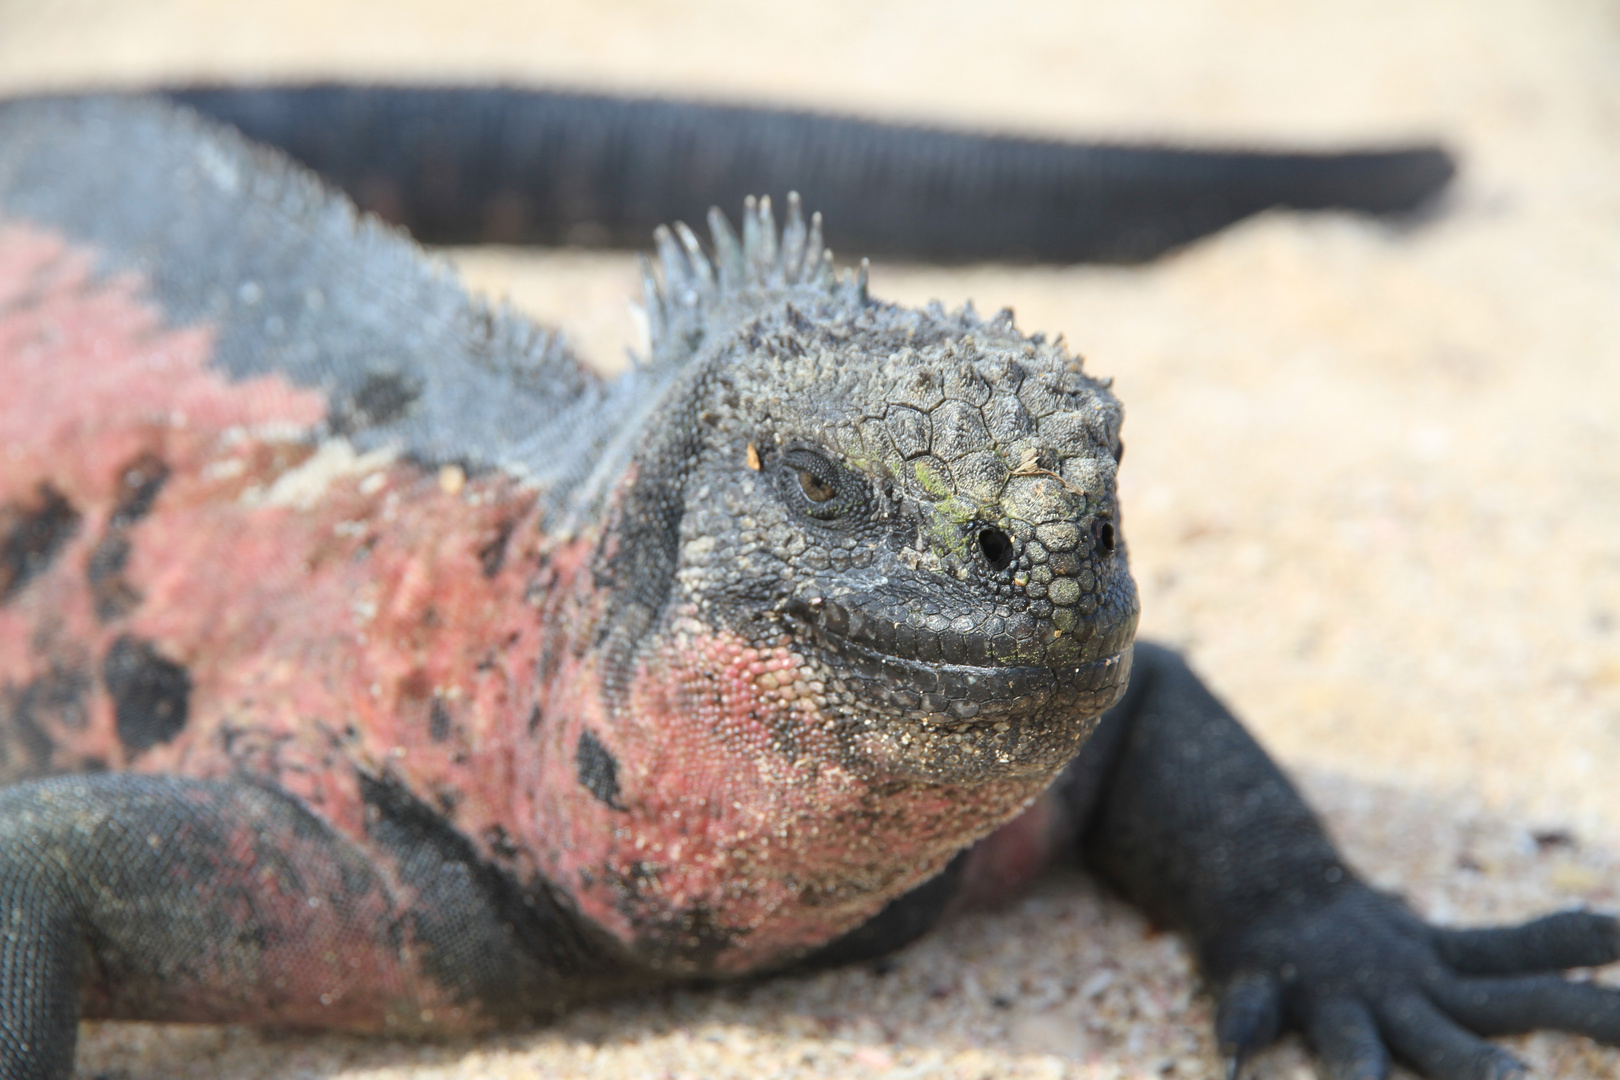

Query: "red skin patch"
<box><xmin>1</xmin><ymin>219</ymin><xmax>1085</xmax><ymax>1019</ymax></box>
<box><xmin>524</xmin><ymin>588</ymin><xmax>1068</xmax><ymax>972</ymax></box>
<box><xmin>1</xmin><ymin>221</ymin><xmax>554</xmax><ymax>1028</ymax></box>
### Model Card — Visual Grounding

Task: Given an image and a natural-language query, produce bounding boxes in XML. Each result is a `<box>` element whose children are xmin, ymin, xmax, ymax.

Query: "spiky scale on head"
<box><xmin>639</xmin><ymin>193</ymin><xmax>864</xmax><ymax>367</ymax></box>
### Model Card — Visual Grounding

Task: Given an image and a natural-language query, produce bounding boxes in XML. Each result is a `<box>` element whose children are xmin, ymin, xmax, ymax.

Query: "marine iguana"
<box><xmin>0</xmin><ymin>92</ymin><xmax>1615</xmax><ymax>1080</ymax></box>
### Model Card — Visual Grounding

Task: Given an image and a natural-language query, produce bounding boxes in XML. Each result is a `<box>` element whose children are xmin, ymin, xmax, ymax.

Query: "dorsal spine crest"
<box><xmin>638</xmin><ymin>192</ymin><xmax>867</xmax><ymax>368</ymax></box>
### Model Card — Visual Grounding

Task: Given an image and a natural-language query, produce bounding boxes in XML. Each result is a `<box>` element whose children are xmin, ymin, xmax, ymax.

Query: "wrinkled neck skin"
<box><xmin>514</xmin><ymin>307</ymin><xmax>1137</xmax><ymax>975</ymax></box>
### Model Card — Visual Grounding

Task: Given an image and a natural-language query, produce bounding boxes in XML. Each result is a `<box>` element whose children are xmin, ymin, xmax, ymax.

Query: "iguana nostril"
<box><xmin>1092</xmin><ymin>519</ymin><xmax>1115</xmax><ymax>556</ymax></box>
<box><xmin>978</xmin><ymin>527</ymin><xmax>1014</xmax><ymax>571</ymax></box>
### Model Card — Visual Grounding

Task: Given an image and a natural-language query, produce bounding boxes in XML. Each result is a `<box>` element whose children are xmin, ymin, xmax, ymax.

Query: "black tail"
<box><xmin>167</xmin><ymin>84</ymin><xmax>1455</xmax><ymax>264</ymax></box>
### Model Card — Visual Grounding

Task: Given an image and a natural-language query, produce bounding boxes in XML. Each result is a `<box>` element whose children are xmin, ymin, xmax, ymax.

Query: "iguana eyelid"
<box><xmin>772</xmin><ymin>446</ymin><xmax>866</xmax><ymax>523</ymax></box>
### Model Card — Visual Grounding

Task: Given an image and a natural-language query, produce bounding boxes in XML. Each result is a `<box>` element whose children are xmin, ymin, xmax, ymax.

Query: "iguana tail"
<box><xmin>163</xmin><ymin>84</ymin><xmax>1454</xmax><ymax>263</ymax></box>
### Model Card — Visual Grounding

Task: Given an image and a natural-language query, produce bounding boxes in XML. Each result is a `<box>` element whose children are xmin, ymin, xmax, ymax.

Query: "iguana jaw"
<box><xmin>779</xmin><ymin>593</ymin><xmax>1135</xmax><ymax>783</ymax></box>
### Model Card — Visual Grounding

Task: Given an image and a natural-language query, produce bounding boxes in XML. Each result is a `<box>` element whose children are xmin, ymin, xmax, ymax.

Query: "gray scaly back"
<box><xmin>0</xmin><ymin>93</ymin><xmax>626</xmax><ymax>509</ymax></box>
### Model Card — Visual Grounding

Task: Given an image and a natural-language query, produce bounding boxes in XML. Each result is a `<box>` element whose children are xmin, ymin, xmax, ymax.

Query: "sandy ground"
<box><xmin>3</xmin><ymin>0</ymin><xmax>1619</xmax><ymax>1076</ymax></box>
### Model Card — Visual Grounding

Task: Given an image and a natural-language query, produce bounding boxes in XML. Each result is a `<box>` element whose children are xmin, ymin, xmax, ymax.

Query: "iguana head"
<box><xmin>537</xmin><ymin>196</ymin><xmax>1137</xmax><ymax>972</ymax></box>
<box><xmin>624</xmin><ymin>195</ymin><xmax>1138</xmax><ymax>785</ymax></box>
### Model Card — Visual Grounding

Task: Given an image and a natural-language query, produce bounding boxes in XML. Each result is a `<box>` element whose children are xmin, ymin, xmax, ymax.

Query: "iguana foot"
<box><xmin>1210</xmin><ymin>888</ymin><xmax>1620</xmax><ymax>1080</ymax></box>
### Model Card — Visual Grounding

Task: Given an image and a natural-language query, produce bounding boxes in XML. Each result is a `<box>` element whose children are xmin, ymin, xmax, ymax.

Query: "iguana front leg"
<box><xmin>0</xmin><ymin>773</ymin><xmax>636</xmax><ymax>1080</ymax></box>
<box><xmin>1073</xmin><ymin>643</ymin><xmax>1620</xmax><ymax>1079</ymax></box>
<box><xmin>0</xmin><ymin>774</ymin><xmax>427</xmax><ymax>1079</ymax></box>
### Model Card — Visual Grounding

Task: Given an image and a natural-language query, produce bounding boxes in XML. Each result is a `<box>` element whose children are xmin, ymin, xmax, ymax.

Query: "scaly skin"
<box><xmin>1</xmin><ymin>94</ymin><xmax>1617</xmax><ymax>1080</ymax></box>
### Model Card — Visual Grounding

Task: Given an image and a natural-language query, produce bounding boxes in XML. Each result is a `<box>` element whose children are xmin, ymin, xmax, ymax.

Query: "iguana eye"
<box><xmin>775</xmin><ymin>448</ymin><xmax>864</xmax><ymax>523</ymax></box>
<box><xmin>797</xmin><ymin>470</ymin><xmax>836</xmax><ymax>503</ymax></box>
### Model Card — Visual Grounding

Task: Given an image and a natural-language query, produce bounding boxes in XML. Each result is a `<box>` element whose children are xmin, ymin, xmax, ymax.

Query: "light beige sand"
<box><xmin>2</xmin><ymin>1</ymin><xmax>1618</xmax><ymax>1076</ymax></box>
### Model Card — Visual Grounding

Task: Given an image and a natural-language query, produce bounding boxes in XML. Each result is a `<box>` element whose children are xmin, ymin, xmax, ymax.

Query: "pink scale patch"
<box><xmin>523</xmin><ymin>604</ymin><xmax>1050</xmax><ymax>974</ymax></box>
<box><xmin>0</xmin><ymin>220</ymin><xmax>562</xmax><ymax>1025</ymax></box>
<box><xmin>0</xmin><ymin>223</ymin><xmax>326</xmax><ymax>498</ymax></box>
<box><xmin>1</xmin><ymin>220</ymin><xmax>331</xmax><ymax>782</ymax></box>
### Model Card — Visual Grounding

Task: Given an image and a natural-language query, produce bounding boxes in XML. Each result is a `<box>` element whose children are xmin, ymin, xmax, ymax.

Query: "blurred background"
<box><xmin>2</xmin><ymin>2</ymin><xmax>1618</xmax><ymax>1077</ymax></box>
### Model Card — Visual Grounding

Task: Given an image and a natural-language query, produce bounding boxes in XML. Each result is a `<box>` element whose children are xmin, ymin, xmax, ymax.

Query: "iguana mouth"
<box><xmin>779</xmin><ymin>595</ymin><xmax>1132</xmax><ymax>732</ymax></box>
